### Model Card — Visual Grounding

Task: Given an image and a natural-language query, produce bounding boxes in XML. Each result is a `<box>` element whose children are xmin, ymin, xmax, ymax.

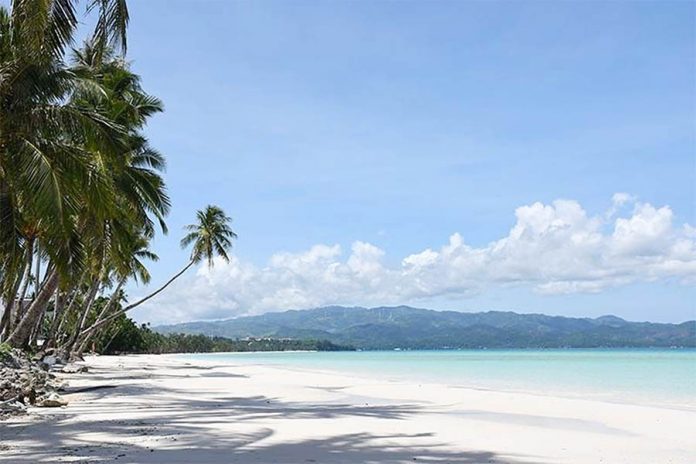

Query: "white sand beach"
<box><xmin>1</xmin><ymin>354</ymin><xmax>694</xmax><ymax>464</ymax></box>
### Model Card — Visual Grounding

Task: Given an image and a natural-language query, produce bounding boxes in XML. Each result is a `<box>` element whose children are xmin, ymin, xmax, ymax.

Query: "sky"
<box><xmin>105</xmin><ymin>1</ymin><xmax>695</xmax><ymax>324</ymax></box>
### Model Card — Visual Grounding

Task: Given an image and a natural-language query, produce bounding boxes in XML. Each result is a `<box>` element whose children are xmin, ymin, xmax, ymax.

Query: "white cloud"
<box><xmin>133</xmin><ymin>195</ymin><xmax>696</xmax><ymax>324</ymax></box>
<box><xmin>611</xmin><ymin>204</ymin><xmax>673</xmax><ymax>256</ymax></box>
<box><xmin>605</xmin><ymin>192</ymin><xmax>636</xmax><ymax>219</ymax></box>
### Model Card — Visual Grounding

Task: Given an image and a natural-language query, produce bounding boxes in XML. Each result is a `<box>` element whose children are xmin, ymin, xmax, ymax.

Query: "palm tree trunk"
<box><xmin>34</xmin><ymin>242</ymin><xmax>42</xmax><ymax>296</ymax></box>
<box><xmin>6</xmin><ymin>268</ymin><xmax>59</xmax><ymax>348</ymax></box>
<box><xmin>29</xmin><ymin>263</ymin><xmax>57</xmax><ymax>348</ymax></box>
<box><xmin>53</xmin><ymin>296</ymin><xmax>75</xmax><ymax>347</ymax></box>
<box><xmin>79</xmin><ymin>261</ymin><xmax>194</xmax><ymax>340</ymax></box>
<box><xmin>43</xmin><ymin>286</ymin><xmax>64</xmax><ymax>349</ymax></box>
<box><xmin>0</xmin><ymin>291</ymin><xmax>15</xmax><ymax>340</ymax></box>
<box><xmin>0</xmin><ymin>306</ymin><xmax>10</xmax><ymax>341</ymax></box>
<box><xmin>50</xmin><ymin>282</ymin><xmax>83</xmax><ymax>348</ymax></box>
<box><xmin>28</xmin><ymin>309</ymin><xmax>45</xmax><ymax>349</ymax></box>
<box><xmin>77</xmin><ymin>280</ymin><xmax>100</xmax><ymax>332</ymax></box>
<box><xmin>102</xmin><ymin>327</ymin><xmax>122</xmax><ymax>353</ymax></box>
<box><xmin>45</xmin><ymin>287</ymin><xmax>82</xmax><ymax>358</ymax></box>
<box><xmin>10</xmin><ymin>240</ymin><xmax>35</xmax><ymax>332</ymax></box>
<box><xmin>63</xmin><ymin>279</ymin><xmax>100</xmax><ymax>355</ymax></box>
<box><xmin>0</xmin><ymin>252</ymin><xmax>29</xmax><ymax>339</ymax></box>
<box><xmin>74</xmin><ymin>278</ymin><xmax>125</xmax><ymax>356</ymax></box>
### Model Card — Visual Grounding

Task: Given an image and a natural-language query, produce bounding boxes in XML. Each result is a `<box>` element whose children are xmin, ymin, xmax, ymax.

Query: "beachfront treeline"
<box><xmin>70</xmin><ymin>295</ymin><xmax>353</xmax><ymax>354</ymax></box>
<box><xmin>93</xmin><ymin>313</ymin><xmax>355</xmax><ymax>354</ymax></box>
<box><xmin>0</xmin><ymin>0</ymin><xmax>233</xmax><ymax>358</ymax></box>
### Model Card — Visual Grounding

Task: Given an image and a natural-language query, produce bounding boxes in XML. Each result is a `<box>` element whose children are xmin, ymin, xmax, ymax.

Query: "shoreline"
<box><xmin>1</xmin><ymin>354</ymin><xmax>694</xmax><ymax>463</ymax></box>
<box><xmin>175</xmin><ymin>350</ymin><xmax>696</xmax><ymax>412</ymax></box>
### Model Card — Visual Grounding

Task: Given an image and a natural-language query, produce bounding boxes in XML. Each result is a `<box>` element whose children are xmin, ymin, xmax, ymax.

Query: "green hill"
<box><xmin>154</xmin><ymin>306</ymin><xmax>696</xmax><ymax>349</ymax></box>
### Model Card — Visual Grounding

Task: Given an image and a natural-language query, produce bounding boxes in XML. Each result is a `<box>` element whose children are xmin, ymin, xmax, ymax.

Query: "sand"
<box><xmin>0</xmin><ymin>353</ymin><xmax>694</xmax><ymax>463</ymax></box>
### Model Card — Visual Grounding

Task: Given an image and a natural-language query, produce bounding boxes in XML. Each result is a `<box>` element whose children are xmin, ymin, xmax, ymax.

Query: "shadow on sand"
<box><xmin>0</xmin><ymin>369</ymin><xmax>547</xmax><ymax>464</ymax></box>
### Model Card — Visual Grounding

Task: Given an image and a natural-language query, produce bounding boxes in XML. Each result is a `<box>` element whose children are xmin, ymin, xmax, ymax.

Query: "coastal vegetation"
<box><xmin>93</xmin><ymin>316</ymin><xmax>355</xmax><ymax>354</ymax></box>
<box><xmin>64</xmin><ymin>295</ymin><xmax>354</xmax><ymax>354</ymax></box>
<box><xmin>0</xmin><ymin>0</ymin><xmax>234</xmax><ymax>359</ymax></box>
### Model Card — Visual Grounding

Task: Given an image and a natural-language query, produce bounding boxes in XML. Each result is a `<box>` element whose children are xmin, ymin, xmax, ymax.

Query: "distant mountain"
<box><xmin>154</xmin><ymin>306</ymin><xmax>696</xmax><ymax>349</ymax></box>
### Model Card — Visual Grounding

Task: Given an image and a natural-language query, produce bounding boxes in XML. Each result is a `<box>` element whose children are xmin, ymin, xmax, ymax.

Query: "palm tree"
<box><xmin>0</xmin><ymin>2</ymin><xmax>238</xmax><ymax>355</ymax></box>
<box><xmin>19</xmin><ymin>42</ymin><xmax>171</xmax><ymax>354</ymax></box>
<box><xmin>70</xmin><ymin>234</ymin><xmax>157</xmax><ymax>356</ymax></box>
<box><xmin>1</xmin><ymin>0</ymin><xmax>133</xmax><ymax>348</ymax></box>
<box><xmin>75</xmin><ymin>205</ymin><xmax>236</xmax><ymax>343</ymax></box>
<box><xmin>0</xmin><ymin>0</ymin><xmax>131</xmax><ymax>273</ymax></box>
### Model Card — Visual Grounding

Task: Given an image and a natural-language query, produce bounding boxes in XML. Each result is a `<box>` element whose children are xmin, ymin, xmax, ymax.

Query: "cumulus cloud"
<box><xmin>134</xmin><ymin>195</ymin><xmax>696</xmax><ymax>324</ymax></box>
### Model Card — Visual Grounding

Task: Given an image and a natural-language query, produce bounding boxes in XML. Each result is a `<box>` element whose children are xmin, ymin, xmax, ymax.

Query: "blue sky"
<box><xmin>115</xmin><ymin>1</ymin><xmax>694</xmax><ymax>324</ymax></box>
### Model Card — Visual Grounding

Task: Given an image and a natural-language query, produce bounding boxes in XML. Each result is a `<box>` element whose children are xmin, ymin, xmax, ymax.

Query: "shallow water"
<box><xmin>179</xmin><ymin>349</ymin><xmax>696</xmax><ymax>408</ymax></box>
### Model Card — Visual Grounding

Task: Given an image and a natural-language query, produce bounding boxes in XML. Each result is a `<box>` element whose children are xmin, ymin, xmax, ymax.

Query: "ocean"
<box><xmin>179</xmin><ymin>349</ymin><xmax>696</xmax><ymax>409</ymax></box>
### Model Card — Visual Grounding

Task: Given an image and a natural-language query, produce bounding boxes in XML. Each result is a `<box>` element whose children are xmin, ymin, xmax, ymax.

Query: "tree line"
<box><xmin>66</xmin><ymin>296</ymin><xmax>354</xmax><ymax>354</ymax></box>
<box><xmin>0</xmin><ymin>0</ymin><xmax>235</xmax><ymax>359</ymax></box>
<box><xmin>102</xmin><ymin>321</ymin><xmax>355</xmax><ymax>354</ymax></box>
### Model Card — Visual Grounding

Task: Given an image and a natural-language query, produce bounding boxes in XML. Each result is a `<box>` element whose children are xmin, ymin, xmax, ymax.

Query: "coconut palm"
<box><xmin>0</xmin><ymin>0</ymin><xmax>150</xmax><ymax>349</ymax></box>
<box><xmin>68</xmin><ymin>233</ymin><xmax>157</xmax><ymax>356</ymax></box>
<box><xmin>1</xmin><ymin>2</ymin><xmax>237</xmax><ymax>354</ymax></box>
<box><xmin>0</xmin><ymin>0</ymin><xmax>131</xmax><ymax>274</ymax></box>
<box><xmin>44</xmin><ymin>45</ymin><xmax>170</xmax><ymax>353</ymax></box>
<box><xmin>76</xmin><ymin>206</ymin><xmax>236</xmax><ymax>340</ymax></box>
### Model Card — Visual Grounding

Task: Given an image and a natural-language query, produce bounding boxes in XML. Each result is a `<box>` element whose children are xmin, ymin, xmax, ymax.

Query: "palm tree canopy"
<box><xmin>180</xmin><ymin>206</ymin><xmax>237</xmax><ymax>267</ymax></box>
<box><xmin>0</xmin><ymin>2</ymin><xmax>140</xmax><ymax>282</ymax></box>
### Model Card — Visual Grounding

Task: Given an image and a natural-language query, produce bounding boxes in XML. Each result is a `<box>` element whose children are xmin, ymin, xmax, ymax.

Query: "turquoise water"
<box><xmin>179</xmin><ymin>349</ymin><xmax>696</xmax><ymax>408</ymax></box>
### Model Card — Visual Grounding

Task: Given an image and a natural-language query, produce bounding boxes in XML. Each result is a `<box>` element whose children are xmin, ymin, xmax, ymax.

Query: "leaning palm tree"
<box><xmin>75</xmin><ymin>205</ymin><xmax>236</xmax><ymax>342</ymax></box>
<box><xmin>1</xmin><ymin>0</ymin><xmax>133</xmax><ymax>348</ymax></box>
<box><xmin>69</xmin><ymin>234</ymin><xmax>158</xmax><ymax>356</ymax></box>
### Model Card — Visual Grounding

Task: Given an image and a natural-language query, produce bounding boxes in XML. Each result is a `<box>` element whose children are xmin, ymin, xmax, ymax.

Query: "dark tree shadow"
<box><xmin>0</xmin><ymin>389</ymin><xmax>547</xmax><ymax>464</ymax></box>
<box><xmin>1</xmin><ymin>421</ymin><xmax>542</xmax><ymax>464</ymax></box>
<box><xmin>121</xmin><ymin>431</ymin><xmax>544</xmax><ymax>463</ymax></box>
<box><xmin>0</xmin><ymin>364</ymin><xmax>554</xmax><ymax>464</ymax></box>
